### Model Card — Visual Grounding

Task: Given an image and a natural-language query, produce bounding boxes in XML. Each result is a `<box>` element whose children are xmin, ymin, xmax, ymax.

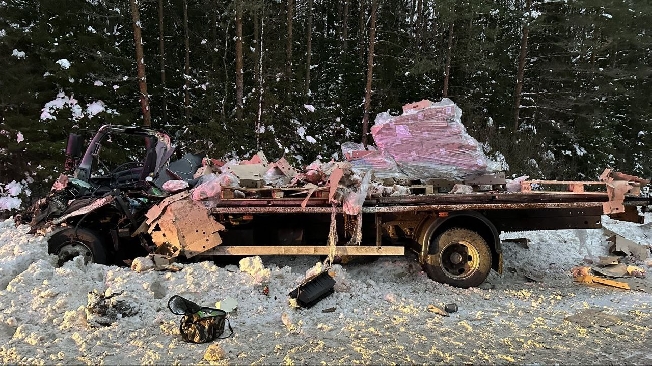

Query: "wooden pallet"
<box><xmin>408</xmin><ymin>185</ymin><xmax>435</xmax><ymax>195</ymax></box>
<box><xmin>221</xmin><ymin>186</ymin><xmax>329</xmax><ymax>199</ymax></box>
<box><xmin>521</xmin><ymin>180</ymin><xmax>604</xmax><ymax>193</ymax></box>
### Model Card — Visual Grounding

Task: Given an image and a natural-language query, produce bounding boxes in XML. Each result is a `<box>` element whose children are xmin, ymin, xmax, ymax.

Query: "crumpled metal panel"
<box><xmin>146</xmin><ymin>191</ymin><xmax>190</xmax><ymax>226</ymax></box>
<box><xmin>599</xmin><ymin>168</ymin><xmax>649</xmax><ymax>215</ymax></box>
<box><xmin>52</xmin><ymin>196</ymin><xmax>114</xmax><ymax>224</ymax></box>
<box><xmin>149</xmin><ymin>197</ymin><xmax>225</xmax><ymax>258</ymax></box>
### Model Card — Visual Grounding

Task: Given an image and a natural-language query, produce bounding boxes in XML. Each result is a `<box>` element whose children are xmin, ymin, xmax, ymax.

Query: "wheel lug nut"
<box><xmin>450</xmin><ymin>252</ymin><xmax>463</xmax><ymax>264</ymax></box>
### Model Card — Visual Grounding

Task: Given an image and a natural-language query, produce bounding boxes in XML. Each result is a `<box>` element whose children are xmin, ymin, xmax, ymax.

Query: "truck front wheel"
<box><xmin>423</xmin><ymin>228</ymin><xmax>492</xmax><ymax>288</ymax></box>
<box><xmin>48</xmin><ymin>228</ymin><xmax>108</xmax><ymax>266</ymax></box>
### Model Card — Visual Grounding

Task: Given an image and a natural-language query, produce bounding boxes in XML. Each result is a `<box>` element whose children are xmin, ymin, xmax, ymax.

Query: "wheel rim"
<box><xmin>58</xmin><ymin>240</ymin><xmax>93</xmax><ymax>265</ymax></box>
<box><xmin>440</xmin><ymin>241</ymin><xmax>480</xmax><ymax>280</ymax></box>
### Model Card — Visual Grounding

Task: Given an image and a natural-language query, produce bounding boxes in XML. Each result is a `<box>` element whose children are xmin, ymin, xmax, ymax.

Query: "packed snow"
<box><xmin>0</xmin><ymin>215</ymin><xmax>650</xmax><ymax>364</ymax></box>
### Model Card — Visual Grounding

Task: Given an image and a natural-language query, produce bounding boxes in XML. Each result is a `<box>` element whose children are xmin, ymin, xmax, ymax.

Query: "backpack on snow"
<box><xmin>167</xmin><ymin>295</ymin><xmax>233</xmax><ymax>343</ymax></box>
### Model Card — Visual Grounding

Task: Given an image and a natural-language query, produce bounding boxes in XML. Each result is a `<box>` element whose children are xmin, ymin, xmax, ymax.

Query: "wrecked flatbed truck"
<box><xmin>27</xmin><ymin>123</ymin><xmax>651</xmax><ymax>289</ymax></box>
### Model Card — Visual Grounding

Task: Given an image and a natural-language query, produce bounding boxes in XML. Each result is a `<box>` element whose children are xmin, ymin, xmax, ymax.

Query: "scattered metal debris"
<box><xmin>86</xmin><ymin>290</ymin><xmax>139</xmax><ymax>327</ymax></box>
<box><xmin>607</xmin><ymin>233</ymin><xmax>650</xmax><ymax>261</ymax></box>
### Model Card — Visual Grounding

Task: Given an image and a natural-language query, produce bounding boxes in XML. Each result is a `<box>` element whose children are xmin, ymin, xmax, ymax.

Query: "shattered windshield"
<box><xmin>91</xmin><ymin>133</ymin><xmax>150</xmax><ymax>176</ymax></box>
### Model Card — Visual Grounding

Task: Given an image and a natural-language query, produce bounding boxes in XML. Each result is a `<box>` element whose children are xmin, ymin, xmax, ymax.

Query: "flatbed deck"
<box><xmin>208</xmin><ymin>191</ymin><xmax>649</xmax><ymax>214</ymax></box>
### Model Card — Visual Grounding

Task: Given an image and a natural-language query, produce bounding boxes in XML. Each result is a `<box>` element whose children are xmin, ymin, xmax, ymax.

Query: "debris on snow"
<box><xmin>607</xmin><ymin>232</ymin><xmax>650</xmax><ymax>261</ymax></box>
<box><xmin>204</xmin><ymin>343</ymin><xmax>226</xmax><ymax>362</ymax></box>
<box><xmin>427</xmin><ymin>304</ymin><xmax>449</xmax><ymax>317</ymax></box>
<box><xmin>215</xmin><ymin>296</ymin><xmax>238</xmax><ymax>313</ymax></box>
<box><xmin>85</xmin><ymin>289</ymin><xmax>139</xmax><ymax>327</ymax></box>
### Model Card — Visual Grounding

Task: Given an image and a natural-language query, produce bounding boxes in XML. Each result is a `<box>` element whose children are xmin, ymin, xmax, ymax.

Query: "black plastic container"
<box><xmin>288</xmin><ymin>271</ymin><xmax>336</xmax><ymax>308</ymax></box>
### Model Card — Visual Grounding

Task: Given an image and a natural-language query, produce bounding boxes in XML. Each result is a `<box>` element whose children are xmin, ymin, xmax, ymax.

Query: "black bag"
<box><xmin>168</xmin><ymin>295</ymin><xmax>233</xmax><ymax>343</ymax></box>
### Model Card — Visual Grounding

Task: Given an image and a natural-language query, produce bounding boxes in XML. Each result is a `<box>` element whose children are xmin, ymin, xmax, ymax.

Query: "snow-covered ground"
<box><xmin>0</xmin><ymin>216</ymin><xmax>651</xmax><ymax>365</ymax></box>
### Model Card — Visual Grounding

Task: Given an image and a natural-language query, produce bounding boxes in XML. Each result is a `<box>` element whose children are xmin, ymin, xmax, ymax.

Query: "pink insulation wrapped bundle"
<box><xmin>341</xmin><ymin>142</ymin><xmax>407</xmax><ymax>179</ymax></box>
<box><xmin>370</xmin><ymin>98</ymin><xmax>500</xmax><ymax>180</ymax></box>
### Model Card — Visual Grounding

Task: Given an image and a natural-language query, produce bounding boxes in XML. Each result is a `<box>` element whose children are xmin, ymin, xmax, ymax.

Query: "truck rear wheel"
<box><xmin>48</xmin><ymin>228</ymin><xmax>108</xmax><ymax>266</ymax></box>
<box><xmin>423</xmin><ymin>228</ymin><xmax>491</xmax><ymax>288</ymax></box>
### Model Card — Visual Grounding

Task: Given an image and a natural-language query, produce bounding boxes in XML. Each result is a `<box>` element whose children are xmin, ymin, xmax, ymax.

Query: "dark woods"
<box><xmin>1</xmin><ymin>0</ymin><xmax>650</xmax><ymax>198</ymax></box>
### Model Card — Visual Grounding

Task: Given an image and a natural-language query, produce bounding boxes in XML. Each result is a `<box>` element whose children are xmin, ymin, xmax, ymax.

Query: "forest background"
<box><xmin>1</xmin><ymin>0</ymin><xmax>650</xmax><ymax>207</ymax></box>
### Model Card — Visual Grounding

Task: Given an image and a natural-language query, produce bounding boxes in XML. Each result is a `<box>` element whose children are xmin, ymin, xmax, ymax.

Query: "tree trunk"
<box><xmin>416</xmin><ymin>0</ymin><xmax>423</xmax><ymax>49</ymax></box>
<box><xmin>409</xmin><ymin>0</ymin><xmax>416</xmax><ymax>28</ymax></box>
<box><xmin>221</xmin><ymin>17</ymin><xmax>230</xmax><ymax>119</ymax></box>
<box><xmin>256</xmin><ymin>8</ymin><xmax>265</xmax><ymax>151</ymax></box>
<box><xmin>304</xmin><ymin>0</ymin><xmax>313</xmax><ymax>100</ymax></box>
<box><xmin>286</xmin><ymin>0</ymin><xmax>294</xmax><ymax>78</ymax></box>
<box><xmin>210</xmin><ymin>3</ymin><xmax>218</xmax><ymax>121</ymax></box>
<box><xmin>443</xmin><ymin>23</ymin><xmax>454</xmax><ymax>98</ymax></box>
<box><xmin>235</xmin><ymin>0</ymin><xmax>244</xmax><ymax>119</ymax></box>
<box><xmin>358</xmin><ymin>0</ymin><xmax>367</xmax><ymax>64</ymax></box>
<box><xmin>341</xmin><ymin>0</ymin><xmax>350</xmax><ymax>51</ymax></box>
<box><xmin>254</xmin><ymin>7</ymin><xmax>260</xmax><ymax>89</ymax></box>
<box><xmin>157</xmin><ymin>0</ymin><xmax>167</xmax><ymax>125</ymax></box>
<box><xmin>337</xmin><ymin>0</ymin><xmax>343</xmax><ymax>37</ymax></box>
<box><xmin>183</xmin><ymin>0</ymin><xmax>190</xmax><ymax>123</ymax></box>
<box><xmin>362</xmin><ymin>0</ymin><xmax>378</xmax><ymax>147</ymax></box>
<box><xmin>129</xmin><ymin>0</ymin><xmax>151</xmax><ymax>127</ymax></box>
<box><xmin>513</xmin><ymin>0</ymin><xmax>531</xmax><ymax>131</ymax></box>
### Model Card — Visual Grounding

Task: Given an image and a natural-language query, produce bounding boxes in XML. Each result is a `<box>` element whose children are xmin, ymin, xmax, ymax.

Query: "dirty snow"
<box><xmin>0</xmin><ymin>216</ymin><xmax>651</xmax><ymax>364</ymax></box>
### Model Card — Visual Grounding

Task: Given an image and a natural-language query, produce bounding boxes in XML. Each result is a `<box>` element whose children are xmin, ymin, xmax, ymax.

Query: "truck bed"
<box><xmin>208</xmin><ymin>190</ymin><xmax>649</xmax><ymax>213</ymax></box>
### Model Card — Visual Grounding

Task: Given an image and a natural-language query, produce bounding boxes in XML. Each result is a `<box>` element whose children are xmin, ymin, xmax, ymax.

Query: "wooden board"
<box><xmin>201</xmin><ymin>245</ymin><xmax>405</xmax><ymax>256</ymax></box>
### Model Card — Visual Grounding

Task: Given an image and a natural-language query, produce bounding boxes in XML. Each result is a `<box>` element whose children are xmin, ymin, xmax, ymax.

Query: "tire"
<box><xmin>422</xmin><ymin>228</ymin><xmax>492</xmax><ymax>288</ymax></box>
<box><xmin>48</xmin><ymin>228</ymin><xmax>108</xmax><ymax>266</ymax></box>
